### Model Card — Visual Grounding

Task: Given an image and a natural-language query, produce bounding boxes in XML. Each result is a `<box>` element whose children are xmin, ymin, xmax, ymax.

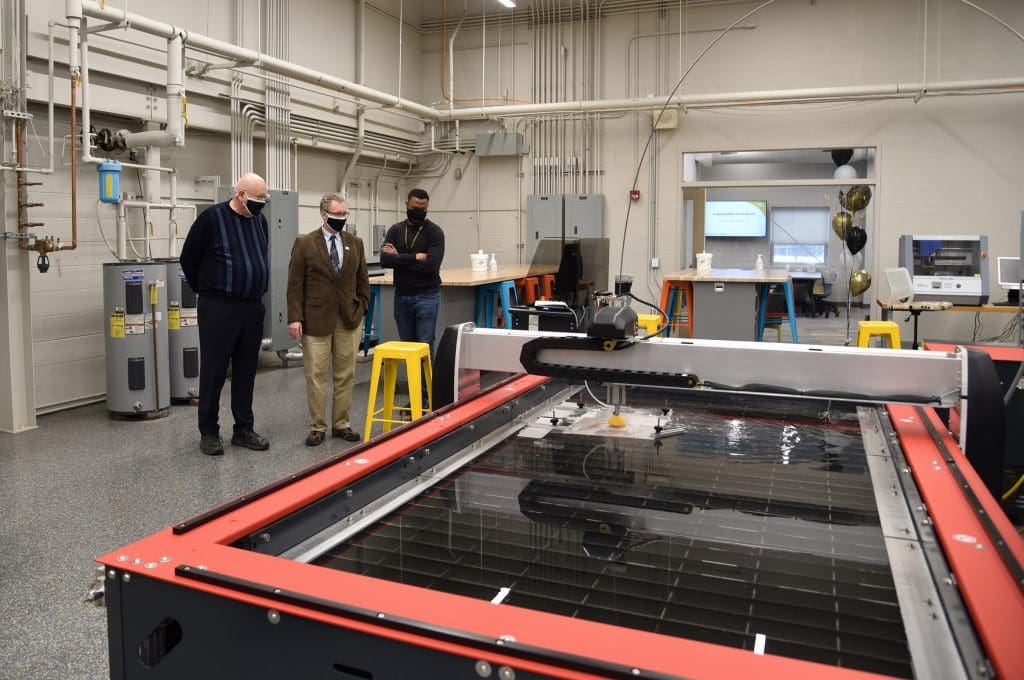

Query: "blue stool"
<box><xmin>756</xmin><ymin>279</ymin><xmax>799</xmax><ymax>343</ymax></box>
<box><xmin>361</xmin><ymin>284</ymin><xmax>382</xmax><ymax>356</ymax></box>
<box><xmin>475</xmin><ymin>280</ymin><xmax>517</xmax><ymax>328</ymax></box>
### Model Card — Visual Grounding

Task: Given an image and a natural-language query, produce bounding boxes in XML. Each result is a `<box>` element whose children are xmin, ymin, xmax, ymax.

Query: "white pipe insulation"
<box><xmin>72</xmin><ymin>0</ymin><xmax>440</xmax><ymax>121</ymax></box>
<box><xmin>439</xmin><ymin>77</ymin><xmax>1024</xmax><ymax>120</ymax></box>
<box><xmin>121</xmin><ymin>33</ymin><xmax>185</xmax><ymax>149</ymax></box>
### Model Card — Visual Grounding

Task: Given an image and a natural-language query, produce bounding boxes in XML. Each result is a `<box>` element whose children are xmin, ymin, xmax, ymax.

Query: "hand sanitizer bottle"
<box><xmin>755</xmin><ymin>254</ymin><xmax>765</xmax><ymax>272</ymax></box>
<box><xmin>489</xmin><ymin>253</ymin><xmax>498</xmax><ymax>270</ymax></box>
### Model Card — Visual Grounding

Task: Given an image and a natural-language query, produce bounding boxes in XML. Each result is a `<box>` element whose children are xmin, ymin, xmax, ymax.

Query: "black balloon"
<box><xmin>831</xmin><ymin>148</ymin><xmax>854</xmax><ymax>167</ymax></box>
<box><xmin>845</xmin><ymin>226</ymin><xmax>867</xmax><ymax>255</ymax></box>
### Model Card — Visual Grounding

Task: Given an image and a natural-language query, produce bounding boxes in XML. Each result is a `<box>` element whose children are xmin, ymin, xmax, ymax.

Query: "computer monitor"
<box><xmin>997</xmin><ymin>256</ymin><xmax>1022</xmax><ymax>303</ymax></box>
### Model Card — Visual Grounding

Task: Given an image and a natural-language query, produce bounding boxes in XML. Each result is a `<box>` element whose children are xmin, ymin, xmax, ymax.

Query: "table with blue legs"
<box><xmin>664</xmin><ymin>268</ymin><xmax>799</xmax><ymax>343</ymax></box>
<box><xmin>365</xmin><ymin>265</ymin><xmax>559</xmax><ymax>345</ymax></box>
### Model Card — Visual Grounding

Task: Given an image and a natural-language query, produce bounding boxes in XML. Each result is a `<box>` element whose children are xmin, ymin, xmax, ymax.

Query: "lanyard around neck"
<box><xmin>405</xmin><ymin>222</ymin><xmax>424</xmax><ymax>251</ymax></box>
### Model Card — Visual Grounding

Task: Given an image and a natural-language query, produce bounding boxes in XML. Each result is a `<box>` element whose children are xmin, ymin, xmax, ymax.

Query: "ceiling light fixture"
<box><xmin>497</xmin><ymin>0</ymin><xmax>516</xmax><ymax>7</ymax></box>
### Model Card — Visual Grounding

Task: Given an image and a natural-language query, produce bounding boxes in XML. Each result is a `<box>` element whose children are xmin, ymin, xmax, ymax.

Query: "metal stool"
<box><xmin>659</xmin><ymin>281</ymin><xmax>693</xmax><ymax>338</ymax></box>
<box><xmin>539</xmin><ymin>274</ymin><xmax>556</xmax><ymax>300</ymax></box>
<box><xmin>857</xmin><ymin>321</ymin><xmax>902</xmax><ymax>349</ymax></box>
<box><xmin>475</xmin><ymin>280</ymin><xmax>517</xmax><ymax>328</ymax></box>
<box><xmin>360</xmin><ymin>284</ymin><xmax>382</xmax><ymax>356</ymax></box>
<box><xmin>514</xmin><ymin>277</ymin><xmax>540</xmax><ymax>304</ymax></box>
<box><xmin>363</xmin><ymin>341</ymin><xmax>433</xmax><ymax>441</ymax></box>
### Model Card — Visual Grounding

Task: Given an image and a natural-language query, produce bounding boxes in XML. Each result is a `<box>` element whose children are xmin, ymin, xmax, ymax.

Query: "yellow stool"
<box><xmin>636</xmin><ymin>313</ymin><xmax>661</xmax><ymax>336</ymax></box>
<box><xmin>857</xmin><ymin>321</ymin><xmax>902</xmax><ymax>349</ymax></box>
<box><xmin>363</xmin><ymin>341</ymin><xmax>433</xmax><ymax>441</ymax></box>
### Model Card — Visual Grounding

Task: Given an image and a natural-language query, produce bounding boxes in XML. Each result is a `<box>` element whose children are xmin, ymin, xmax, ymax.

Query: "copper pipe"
<box><xmin>16</xmin><ymin>119</ymin><xmax>30</xmax><ymax>250</ymax></box>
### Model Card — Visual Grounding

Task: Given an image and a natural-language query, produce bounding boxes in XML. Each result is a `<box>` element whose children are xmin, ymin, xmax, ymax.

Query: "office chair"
<box><xmin>553</xmin><ymin>241</ymin><xmax>592</xmax><ymax>307</ymax></box>
<box><xmin>813</xmin><ymin>267</ymin><xmax>840</xmax><ymax>317</ymax></box>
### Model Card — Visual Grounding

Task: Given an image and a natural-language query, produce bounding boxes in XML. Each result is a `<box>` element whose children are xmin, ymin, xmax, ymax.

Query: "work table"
<box><xmin>371</xmin><ymin>264</ymin><xmax>558</xmax><ymax>287</ymax></box>
<box><xmin>664</xmin><ymin>267</ymin><xmax>792</xmax><ymax>283</ymax></box>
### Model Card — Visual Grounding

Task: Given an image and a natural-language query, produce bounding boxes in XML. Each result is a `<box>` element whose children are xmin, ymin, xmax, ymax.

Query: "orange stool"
<box><xmin>515</xmin><ymin>277</ymin><xmax>540</xmax><ymax>304</ymax></box>
<box><xmin>539</xmin><ymin>274</ymin><xmax>556</xmax><ymax>300</ymax></box>
<box><xmin>659</xmin><ymin>280</ymin><xmax>694</xmax><ymax>338</ymax></box>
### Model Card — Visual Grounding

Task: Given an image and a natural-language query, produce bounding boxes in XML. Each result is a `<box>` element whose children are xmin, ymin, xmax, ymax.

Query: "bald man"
<box><xmin>180</xmin><ymin>173</ymin><xmax>271</xmax><ymax>456</ymax></box>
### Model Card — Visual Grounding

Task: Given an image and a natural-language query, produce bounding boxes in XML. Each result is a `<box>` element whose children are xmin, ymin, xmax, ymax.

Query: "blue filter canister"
<box><xmin>98</xmin><ymin>160</ymin><xmax>121</xmax><ymax>204</ymax></box>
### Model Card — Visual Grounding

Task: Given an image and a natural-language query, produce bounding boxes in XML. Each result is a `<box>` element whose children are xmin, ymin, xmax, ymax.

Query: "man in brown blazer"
<box><xmin>287</xmin><ymin>193</ymin><xmax>370</xmax><ymax>446</ymax></box>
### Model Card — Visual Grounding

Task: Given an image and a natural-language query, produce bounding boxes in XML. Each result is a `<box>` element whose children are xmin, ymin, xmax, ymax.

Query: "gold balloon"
<box><xmin>842</xmin><ymin>185</ymin><xmax>872</xmax><ymax>212</ymax></box>
<box><xmin>849</xmin><ymin>269</ymin><xmax>872</xmax><ymax>297</ymax></box>
<box><xmin>832</xmin><ymin>211</ymin><xmax>852</xmax><ymax>240</ymax></box>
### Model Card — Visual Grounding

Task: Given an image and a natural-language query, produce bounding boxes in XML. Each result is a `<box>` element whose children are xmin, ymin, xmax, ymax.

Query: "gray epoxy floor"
<box><xmin>0</xmin><ymin>314</ymin><xmax>863</xmax><ymax>679</ymax></box>
<box><xmin>0</xmin><ymin>355</ymin><xmax>377</xmax><ymax>680</ymax></box>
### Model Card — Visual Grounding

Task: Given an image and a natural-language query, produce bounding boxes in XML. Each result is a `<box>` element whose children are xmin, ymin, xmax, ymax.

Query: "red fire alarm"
<box><xmin>629</xmin><ymin>189</ymin><xmax>641</xmax><ymax>201</ymax></box>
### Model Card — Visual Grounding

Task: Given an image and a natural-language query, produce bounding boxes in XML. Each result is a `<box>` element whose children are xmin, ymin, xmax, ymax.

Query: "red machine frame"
<box><xmin>99</xmin><ymin>374</ymin><xmax>1024</xmax><ymax>679</ymax></box>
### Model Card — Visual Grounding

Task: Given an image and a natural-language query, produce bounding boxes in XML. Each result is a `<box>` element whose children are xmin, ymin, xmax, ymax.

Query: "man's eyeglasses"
<box><xmin>240</xmin><ymin>190</ymin><xmax>270</xmax><ymax>202</ymax></box>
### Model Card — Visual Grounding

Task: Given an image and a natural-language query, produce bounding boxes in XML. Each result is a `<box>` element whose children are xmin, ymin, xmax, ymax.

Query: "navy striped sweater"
<box><xmin>180</xmin><ymin>201</ymin><xmax>269</xmax><ymax>301</ymax></box>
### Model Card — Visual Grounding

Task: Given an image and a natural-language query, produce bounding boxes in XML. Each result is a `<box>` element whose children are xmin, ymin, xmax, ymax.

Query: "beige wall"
<box><xmin>11</xmin><ymin>0</ymin><xmax>1024</xmax><ymax>411</ymax></box>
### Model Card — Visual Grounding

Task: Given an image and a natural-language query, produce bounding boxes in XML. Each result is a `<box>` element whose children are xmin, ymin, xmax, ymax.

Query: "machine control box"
<box><xmin>898</xmin><ymin>234</ymin><xmax>989</xmax><ymax>305</ymax></box>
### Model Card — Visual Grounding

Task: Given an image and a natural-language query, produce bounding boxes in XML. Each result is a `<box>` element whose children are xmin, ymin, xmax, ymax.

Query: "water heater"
<box><xmin>159</xmin><ymin>258</ymin><xmax>200</xmax><ymax>403</ymax></box>
<box><xmin>103</xmin><ymin>262</ymin><xmax>170</xmax><ymax>416</ymax></box>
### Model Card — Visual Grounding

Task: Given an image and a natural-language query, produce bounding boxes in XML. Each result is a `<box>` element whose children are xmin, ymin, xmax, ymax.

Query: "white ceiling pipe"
<box><xmin>75</xmin><ymin>0</ymin><xmax>440</xmax><ymax>121</ymax></box>
<box><xmin>439</xmin><ymin>77</ymin><xmax>1024</xmax><ymax>119</ymax></box>
<box><xmin>121</xmin><ymin>33</ymin><xmax>185</xmax><ymax>149</ymax></box>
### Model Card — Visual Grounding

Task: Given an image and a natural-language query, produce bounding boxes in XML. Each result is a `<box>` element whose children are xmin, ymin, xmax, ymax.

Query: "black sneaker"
<box><xmin>231</xmin><ymin>430</ymin><xmax>270</xmax><ymax>451</ymax></box>
<box><xmin>200</xmin><ymin>434</ymin><xmax>224</xmax><ymax>456</ymax></box>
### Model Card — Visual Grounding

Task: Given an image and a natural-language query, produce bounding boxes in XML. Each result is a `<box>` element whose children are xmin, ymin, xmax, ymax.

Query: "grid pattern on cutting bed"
<box><xmin>313</xmin><ymin>394</ymin><xmax>911</xmax><ymax>677</ymax></box>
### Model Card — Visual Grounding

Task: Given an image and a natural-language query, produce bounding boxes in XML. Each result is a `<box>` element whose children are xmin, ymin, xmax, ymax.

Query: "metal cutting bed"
<box><xmin>310</xmin><ymin>391</ymin><xmax>911</xmax><ymax>676</ymax></box>
<box><xmin>96</xmin><ymin>329</ymin><xmax>1024</xmax><ymax>680</ymax></box>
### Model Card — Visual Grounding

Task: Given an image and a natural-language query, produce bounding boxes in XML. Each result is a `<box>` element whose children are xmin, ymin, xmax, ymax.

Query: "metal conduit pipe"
<box><xmin>440</xmin><ymin>77</ymin><xmax>1024</xmax><ymax>119</ymax></box>
<box><xmin>1</xmin><ymin>20</ymin><xmax>56</xmax><ymax>175</ymax></box>
<box><xmin>340</xmin><ymin>106</ymin><xmax>366</xmax><ymax>192</ymax></box>
<box><xmin>75</xmin><ymin>0</ymin><xmax>439</xmax><ymax>120</ymax></box>
<box><xmin>448</xmin><ymin>2</ymin><xmax>466</xmax><ymax>151</ymax></box>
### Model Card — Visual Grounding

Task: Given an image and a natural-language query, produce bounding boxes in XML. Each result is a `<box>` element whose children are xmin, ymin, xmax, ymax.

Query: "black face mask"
<box><xmin>245</xmin><ymin>199</ymin><xmax>267</xmax><ymax>217</ymax></box>
<box><xmin>326</xmin><ymin>217</ymin><xmax>346</xmax><ymax>231</ymax></box>
<box><xmin>407</xmin><ymin>207</ymin><xmax>427</xmax><ymax>224</ymax></box>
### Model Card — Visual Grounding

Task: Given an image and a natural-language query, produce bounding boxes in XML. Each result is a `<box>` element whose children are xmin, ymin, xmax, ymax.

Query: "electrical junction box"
<box><xmin>474</xmin><ymin>132</ymin><xmax>529</xmax><ymax>157</ymax></box>
<box><xmin>653</xmin><ymin>108</ymin><xmax>679</xmax><ymax>130</ymax></box>
<box><xmin>217</xmin><ymin>188</ymin><xmax>299</xmax><ymax>351</ymax></box>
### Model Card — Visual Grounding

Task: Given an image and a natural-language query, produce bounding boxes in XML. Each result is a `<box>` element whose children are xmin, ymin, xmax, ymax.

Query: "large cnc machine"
<box><xmin>96</xmin><ymin>324</ymin><xmax>1023</xmax><ymax>679</ymax></box>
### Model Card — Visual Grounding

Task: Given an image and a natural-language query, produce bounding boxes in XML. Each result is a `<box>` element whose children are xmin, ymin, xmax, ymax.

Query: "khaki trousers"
<box><xmin>303</xmin><ymin>319</ymin><xmax>362</xmax><ymax>432</ymax></box>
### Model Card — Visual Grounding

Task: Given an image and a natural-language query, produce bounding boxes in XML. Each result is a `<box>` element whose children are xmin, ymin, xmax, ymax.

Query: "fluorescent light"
<box><xmin>497</xmin><ymin>0</ymin><xmax>516</xmax><ymax>7</ymax></box>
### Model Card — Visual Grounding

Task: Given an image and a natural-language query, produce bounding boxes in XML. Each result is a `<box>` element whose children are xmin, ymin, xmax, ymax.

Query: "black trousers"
<box><xmin>197</xmin><ymin>295</ymin><xmax>264</xmax><ymax>436</ymax></box>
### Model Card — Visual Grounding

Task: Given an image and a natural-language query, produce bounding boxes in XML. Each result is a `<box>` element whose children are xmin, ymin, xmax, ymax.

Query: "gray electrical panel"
<box><xmin>159</xmin><ymin>258</ymin><xmax>200</xmax><ymax>402</ymax></box>
<box><xmin>217</xmin><ymin>188</ymin><xmax>299</xmax><ymax>351</ymax></box>
<box><xmin>526</xmin><ymin>194</ymin><xmax>605</xmax><ymax>261</ymax></box>
<box><xmin>564</xmin><ymin>194</ymin><xmax>605</xmax><ymax>240</ymax></box>
<box><xmin>103</xmin><ymin>261</ymin><xmax>170</xmax><ymax>416</ymax></box>
<box><xmin>371</xmin><ymin>224</ymin><xmax>388</xmax><ymax>265</ymax></box>
<box><xmin>526</xmin><ymin>194</ymin><xmax>564</xmax><ymax>261</ymax></box>
<box><xmin>475</xmin><ymin>132</ymin><xmax>529</xmax><ymax>156</ymax></box>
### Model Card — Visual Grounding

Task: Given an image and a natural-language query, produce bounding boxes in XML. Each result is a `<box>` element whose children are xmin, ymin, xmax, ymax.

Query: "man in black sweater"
<box><xmin>380</xmin><ymin>188</ymin><xmax>445</xmax><ymax>356</ymax></box>
<box><xmin>180</xmin><ymin>172</ymin><xmax>271</xmax><ymax>456</ymax></box>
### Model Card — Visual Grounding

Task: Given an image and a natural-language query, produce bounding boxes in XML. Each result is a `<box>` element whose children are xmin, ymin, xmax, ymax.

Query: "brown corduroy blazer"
<box><xmin>286</xmin><ymin>227</ymin><xmax>370</xmax><ymax>336</ymax></box>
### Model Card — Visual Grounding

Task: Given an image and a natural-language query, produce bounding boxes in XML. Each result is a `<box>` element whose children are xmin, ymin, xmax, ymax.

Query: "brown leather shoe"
<box><xmin>331</xmin><ymin>427</ymin><xmax>361</xmax><ymax>442</ymax></box>
<box><xmin>305</xmin><ymin>430</ymin><xmax>325</xmax><ymax>447</ymax></box>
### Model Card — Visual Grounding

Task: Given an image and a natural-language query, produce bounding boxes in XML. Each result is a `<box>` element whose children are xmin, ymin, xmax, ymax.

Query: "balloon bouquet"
<box><xmin>830</xmin><ymin>149</ymin><xmax>873</xmax><ymax>344</ymax></box>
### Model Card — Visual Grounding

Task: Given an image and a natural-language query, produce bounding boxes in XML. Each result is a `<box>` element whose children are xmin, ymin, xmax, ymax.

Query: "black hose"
<box><xmin>627</xmin><ymin>292</ymin><xmax>671</xmax><ymax>337</ymax></box>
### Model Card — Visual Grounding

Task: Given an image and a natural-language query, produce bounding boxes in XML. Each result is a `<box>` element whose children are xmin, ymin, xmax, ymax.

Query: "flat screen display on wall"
<box><xmin>705</xmin><ymin>200</ymin><xmax>768</xmax><ymax>237</ymax></box>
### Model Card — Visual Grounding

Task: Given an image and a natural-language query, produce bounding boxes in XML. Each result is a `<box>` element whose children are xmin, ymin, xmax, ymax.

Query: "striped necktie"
<box><xmin>329</xmin><ymin>235</ymin><xmax>340</xmax><ymax>273</ymax></box>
